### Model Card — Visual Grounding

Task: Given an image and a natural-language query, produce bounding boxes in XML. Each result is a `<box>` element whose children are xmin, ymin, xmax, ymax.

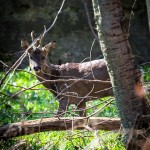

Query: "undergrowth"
<box><xmin>0</xmin><ymin>65</ymin><xmax>149</xmax><ymax>150</ymax></box>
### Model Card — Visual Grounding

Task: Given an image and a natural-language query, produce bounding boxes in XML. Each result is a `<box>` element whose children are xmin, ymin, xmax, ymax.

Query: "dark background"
<box><xmin>0</xmin><ymin>0</ymin><xmax>150</xmax><ymax>70</ymax></box>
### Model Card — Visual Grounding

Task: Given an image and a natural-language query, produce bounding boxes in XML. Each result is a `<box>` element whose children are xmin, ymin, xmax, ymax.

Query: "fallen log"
<box><xmin>0</xmin><ymin>117</ymin><xmax>120</xmax><ymax>140</ymax></box>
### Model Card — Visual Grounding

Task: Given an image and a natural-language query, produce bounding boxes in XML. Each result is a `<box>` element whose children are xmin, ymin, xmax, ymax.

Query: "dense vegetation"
<box><xmin>0</xmin><ymin>65</ymin><xmax>149</xmax><ymax>149</ymax></box>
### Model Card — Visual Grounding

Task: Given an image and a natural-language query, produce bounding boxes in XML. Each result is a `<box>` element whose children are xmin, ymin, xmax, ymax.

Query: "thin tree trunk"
<box><xmin>92</xmin><ymin>0</ymin><xmax>149</xmax><ymax>148</ymax></box>
<box><xmin>0</xmin><ymin>117</ymin><xmax>120</xmax><ymax>139</ymax></box>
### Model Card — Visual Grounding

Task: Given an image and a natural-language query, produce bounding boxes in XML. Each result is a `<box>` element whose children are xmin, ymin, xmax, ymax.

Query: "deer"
<box><xmin>21</xmin><ymin>39</ymin><xmax>113</xmax><ymax>117</ymax></box>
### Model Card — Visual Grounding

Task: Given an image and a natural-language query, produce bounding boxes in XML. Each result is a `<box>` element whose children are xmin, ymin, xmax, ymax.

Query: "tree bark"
<box><xmin>92</xmin><ymin>0</ymin><xmax>149</xmax><ymax>148</ymax></box>
<box><xmin>0</xmin><ymin>117</ymin><xmax>120</xmax><ymax>140</ymax></box>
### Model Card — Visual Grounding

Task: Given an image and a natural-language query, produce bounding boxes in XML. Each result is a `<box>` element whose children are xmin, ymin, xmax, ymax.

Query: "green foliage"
<box><xmin>0</xmin><ymin>68</ymin><xmax>118</xmax><ymax>125</ymax></box>
<box><xmin>0</xmin><ymin>65</ymin><xmax>149</xmax><ymax>149</ymax></box>
<box><xmin>86</xmin><ymin>98</ymin><xmax>119</xmax><ymax>118</ymax></box>
<box><xmin>142</xmin><ymin>64</ymin><xmax>150</xmax><ymax>99</ymax></box>
<box><xmin>0</xmin><ymin>139</ymin><xmax>17</xmax><ymax>150</ymax></box>
<box><xmin>142</xmin><ymin>64</ymin><xmax>150</xmax><ymax>82</ymax></box>
<box><xmin>10</xmin><ymin>131</ymin><xmax>124</xmax><ymax>150</ymax></box>
<box><xmin>0</xmin><ymin>68</ymin><xmax>58</xmax><ymax>125</ymax></box>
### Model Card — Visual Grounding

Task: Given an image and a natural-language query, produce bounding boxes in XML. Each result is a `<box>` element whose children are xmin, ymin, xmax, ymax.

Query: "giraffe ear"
<box><xmin>21</xmin><ymin>40</ymin><xmax>33</xmax><ymax>53</ymax></box>
<box><xmin>43</xmin><ymin>41</ymin><xmax>56</xmax><ymax>53</ymax></box>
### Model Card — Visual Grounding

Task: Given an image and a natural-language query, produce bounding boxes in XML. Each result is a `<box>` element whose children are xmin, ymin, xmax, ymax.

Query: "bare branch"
<box><xmin>0</xmin><ymin>51</ymin><xmax>27</xmax><ymax>90</ymax></box>
<box><xmin>40</xmin><ymin>0</ymin><xmax>66</xmax><ymax>40</ymax></box>
<box><xmin>0</xmin><ymin>0</ymin><xmax>66</xmax><ymax>89</ymax></box>
<box><xmin>87</xmin><ymin>98</ymin><xmax>114</xmax><ymax>118</ymax></box>
<box><xmin>82</xmin><ymin>0</ymin><xmax>99</xmax><ymax>43</ymax></box>
<box><xmin>0</xmin><ymin>117</ymin><xmax>120</xmax><ymax>139</ymax></box>
<box><xmin>128</xmin><ymin>0</ymin><xmax>137</xmax><ymax>34</ymax></box>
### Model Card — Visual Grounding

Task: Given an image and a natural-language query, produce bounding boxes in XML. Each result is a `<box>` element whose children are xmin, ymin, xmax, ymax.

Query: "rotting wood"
<box><xmin>0</xmin><ymin>117</ymin><xmax>120</xmax><ymax>140</ymax></box>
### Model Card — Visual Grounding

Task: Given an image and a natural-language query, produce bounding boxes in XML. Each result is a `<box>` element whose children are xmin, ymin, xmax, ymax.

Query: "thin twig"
<box><xmin>0</xmin><ymin>0</ymin><xmax>66</xmax><ymax>90</ymax></box>
<box><xmin>40</xmin><ymin>0</ymin><xmax>66</xmax><ymax>39</ymax></box>
<box><xmin>87</xmin><ymin>99</ymin><xmax>114</xmax><ymax>118</ymax></box>
<box><xmin>128</xmin><ymin>0</ymin><xmax>137</xmax><ymax>34</ymax></box>
<box><xmin>82</xmin><ymin>0</ymin><xmax>99</xmax><ymax>43</ymax></box>
<box><xmin>89</xmin><ymin>39</ymin><xmax>96</xmax><ymax>80</ymax></box>
<box><xmin>0</xmin><ymin>51</ymin><xmax>27</xmax><ymax>90</ymax></box>
<box><xmin>0</xmin><ymin>78</ymin><xmax>111</xmax><ymax>106</ymax></box>
<box><xmin>72</xmin><ymin>97</ymin><xmax>114</xmax><ymax>113</ymax></box>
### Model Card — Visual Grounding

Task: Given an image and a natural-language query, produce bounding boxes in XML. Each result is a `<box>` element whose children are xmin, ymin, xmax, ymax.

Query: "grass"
<box><xmin>0</xmin><ymin>65</ymin><xmax>149</xmax><ymax>149</ymax></box>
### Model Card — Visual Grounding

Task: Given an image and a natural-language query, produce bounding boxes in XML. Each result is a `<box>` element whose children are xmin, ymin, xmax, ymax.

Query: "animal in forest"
<box><xmin>21</xmin><ymin>39</ymin><xmax>113</xmax><ymax>116</ymax></box>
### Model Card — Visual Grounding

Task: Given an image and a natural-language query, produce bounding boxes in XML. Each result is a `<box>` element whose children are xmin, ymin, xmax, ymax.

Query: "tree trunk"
<box><xmin>92</xmin><ymin>0</ymin><xmax>149</xmax><ymax>148</ymax></box>
<box><xmin>0</xmin><ymin>117</ymin><xmax>120</xmax><ymax>139</ymax></box>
